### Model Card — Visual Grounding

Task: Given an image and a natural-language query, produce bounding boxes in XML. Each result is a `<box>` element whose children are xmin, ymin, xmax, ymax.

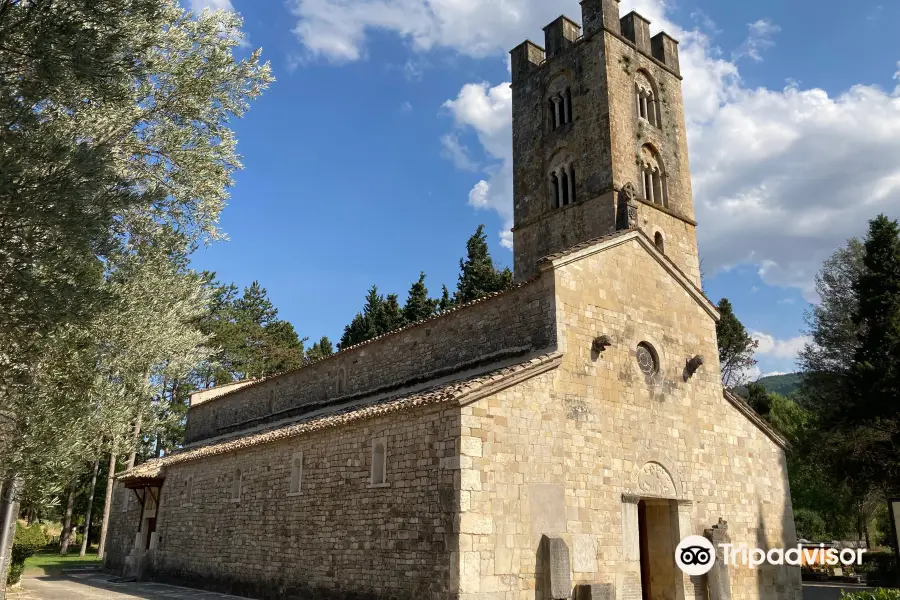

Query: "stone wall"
<box><xmin>513</xmin><ymin>191</ymin><xmax>618</xmax><ymax>283</ymax></box>
<box><xmin>511</xmin><ymin>31</ymin><xmax>616</xmax><ymax>282</ymax></box>
<box><xmin>510</xmin><ymin>7</ymin><xmax>702</xmax><ymax>288</ymax></box>
<box><xmin>129</xmin><ymin>402</ymin><xmax>462</xmax><ymax>599</ymax></box>
<box><xmin>601</xmin><ymin>25</ymin><xmax>700</xmax><ymax>286</ymax></box>
<box><xmin>184</xmin><ymin>277</ymin><xmax>556</xmax><ymax>445</ymax></box>
<box><xmin>105</xmin><ymin>483</ymin><xmax>148</xmax><ymax>575</ymax></box>
<box><xmin>455</xmin><ymin>239</ymin><xmax>800</xmax><ymax>600</ymax></box>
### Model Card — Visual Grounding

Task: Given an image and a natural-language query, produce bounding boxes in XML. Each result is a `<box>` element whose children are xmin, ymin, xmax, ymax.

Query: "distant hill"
<box><xmin>734</xmin><ymin>373</ymin><xmax>802</xmax><ymax>398</ymax></box>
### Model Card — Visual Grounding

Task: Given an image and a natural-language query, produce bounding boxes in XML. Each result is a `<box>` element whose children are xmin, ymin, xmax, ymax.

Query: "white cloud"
<box><xmin>400</xmin><ymin>101</ymin><xmax>413</xmax><ymax>113</ymax></box>
<box><xmin>751</xmin><ymin>332</ymin><xmax>811</xmax><ymax>360</ymax></box>
<box><xmin>286</xmin><ymin>0</ymin><xmax>900</xmax><ymax>296</ymax></box>
<box><xmin>443</xmin><ymin>82</ymin><xmax>514</xmax><ymax>248</ymax></box>
<box><xmin>733</xmin><ymin>19</ymin><xmax>781</xmax><ymax>62</ymax></box>
<box><xmin>440</xmin><ymin>134</ymin><xmax>479</xmax><ymax>172</ymax></box>
<box><xmin>432</xmin><ymin>3</ymin><xmax>900</xmax><ymax>297</ymax></box>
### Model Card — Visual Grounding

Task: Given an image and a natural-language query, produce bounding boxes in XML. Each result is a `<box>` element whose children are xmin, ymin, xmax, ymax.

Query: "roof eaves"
<box><xmin>119</xmin><ymin>352</ymin><xmax>563</xmax><ymax>482</ymax></box>
<box><xmin>723</xmin><ymin>388</ymin><xmax>791</xmax><ymax>451</ymax></box>
<box><xmin>199</xmin><ymin>276</ymin><xmax>543</xmax><ymax>405</ymax></box>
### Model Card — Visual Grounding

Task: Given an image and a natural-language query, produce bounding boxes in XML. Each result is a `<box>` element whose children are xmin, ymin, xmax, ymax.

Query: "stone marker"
<box><xmin>541</xmin><ymin>534</ymin><xmax>573</xmax><ymax>600</ymax></box>
<box><xmin>575</xmin><ymin>582</ymin><xmax>614</xmax><ymax>600</ymax></box>
<box><xmin>703</xmin><ymin>518</ymin><xmax>732</xmax><ymax>600</ymax></box>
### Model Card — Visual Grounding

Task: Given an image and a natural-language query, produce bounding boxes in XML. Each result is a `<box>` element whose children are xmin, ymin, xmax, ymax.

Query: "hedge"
<box><xmin>6</xmin><ymin>523</ymin><xmax>47</xmax><ymax>586</ymax></box>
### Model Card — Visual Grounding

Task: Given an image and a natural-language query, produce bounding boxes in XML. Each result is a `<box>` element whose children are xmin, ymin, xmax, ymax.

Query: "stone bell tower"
<box><xmin>509</xmin><ymin>0</ymin><xmax>702</xmax><ymax>287</ymax></box>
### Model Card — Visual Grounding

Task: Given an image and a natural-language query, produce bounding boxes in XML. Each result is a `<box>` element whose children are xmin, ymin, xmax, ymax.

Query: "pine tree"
<box><xmin>403</xmin><ymin>272</ymin><xmax>439</xmax><ymax>323</ymax></box>
<box><xmin>455</xmin><ymin>225</ymin><xmax>513</xmax><ymax>304</ymax></box>
<box><xmin>716</xmin><ymin>298</ymin><xmax>758</xmax><ymax>389</ymax></box>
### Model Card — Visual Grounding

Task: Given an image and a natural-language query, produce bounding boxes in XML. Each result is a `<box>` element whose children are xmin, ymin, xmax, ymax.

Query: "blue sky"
<box><xmin>188</xmin><ymin>0</ymin><xmax>900</xmax><ymax>379</ymax></box>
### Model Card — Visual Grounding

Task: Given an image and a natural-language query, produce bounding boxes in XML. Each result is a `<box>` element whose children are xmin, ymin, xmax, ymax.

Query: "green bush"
<box><xmin>842</xmin><ymin>589</ymin><xmax>900</xmax><ymax>600</ymax></box>
<box><xmin>6</xmin><ymin>523</ymin><xmax>48</xmax><ymax>586</ymax></box>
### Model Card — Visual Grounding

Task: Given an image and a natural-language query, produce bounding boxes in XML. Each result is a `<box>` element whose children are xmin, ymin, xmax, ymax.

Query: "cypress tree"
<box><xmin>847</xmin><ymin>215</ymin><xmax>900</xmax><ymax>426</ymax></box>
<box><xmin>339</xmin><ymin>286</ymin><xmax>385</xmax><ymax>349</ymax></box>
<box><xmin>380</xmin><ymin>294</ymin><xmax>406</xmax><ymax>333</ymax></box>
<box><xmin>403</xmin><ymin>272</ymin><xmax>439</xmax><ymax>323</ymax></box>
<box><xmin>439</xmin><ymin>285</ymin><xmax>453</xmax><ymax>312</ymax></box>
<box><xmin>716</xmin><ymin>298</ymin><xmax>758</xmax><ymax>389</ymax></box>
<box><xmin>455</xmin><ymin>225</ymin><xmax>513</xmax><ymax>304</ymax></box>
<box><xmin>306</xmin><ymin>336</ymin><xmax>334</xmax><ymax>362</ymax></box>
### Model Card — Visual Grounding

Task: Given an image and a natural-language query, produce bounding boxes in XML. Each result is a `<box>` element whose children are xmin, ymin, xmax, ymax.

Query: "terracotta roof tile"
<box><xmin>202</xmin><ymin>277</ymin><xmax>543</xmax><ymax>405</ymax></box>
<box><xmin>120</xmin><ymin>352</ymin><xmax>562</xmax><ymax>482</ymax></box>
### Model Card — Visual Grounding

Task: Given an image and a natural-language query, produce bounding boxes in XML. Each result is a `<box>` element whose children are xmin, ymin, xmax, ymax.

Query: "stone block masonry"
<box><xmin>184</xmin><ymin>276</ymin><xmax>557</xmax><ymax>445</ymax></box>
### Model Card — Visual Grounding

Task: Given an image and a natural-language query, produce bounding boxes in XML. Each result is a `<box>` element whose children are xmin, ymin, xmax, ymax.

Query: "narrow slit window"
<box><xmin>371</xmin><ymin>440</ymin><xmax>386</xmax><ymax>485</ymax></box>
<box><xmin>561</xmin><ymin>171</ymin><xmax>570</xmax><ymax>206</ymax></box>
<box><xmin>289</xmin><ymin>452</ymin><xmax>303</xmax><ymax>495</ymax></box>
<box><xmin>654</xmin><ymin>232</ymin><xmax>665</xmax><ymax>253</ymax></box>
<box><xmin>184</xmin><ymin>476</ymin><xmax>193</xmax><ymax>506</ymax></box>
<box><xmin>231</xmin><ymin>469</ymin><xmax>241</xmax><ymax>501</ymax></box>
<box><xmin>564</xmin><ymin>88</ymin><xmax>573</xmax><ymax>124</ymax></box>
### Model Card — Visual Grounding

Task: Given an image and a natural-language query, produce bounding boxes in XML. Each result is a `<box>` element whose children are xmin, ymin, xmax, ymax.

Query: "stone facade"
<box><xmin>106</xmin><ymin>3</ymin><xmax>800</xmax><ymax>599</ymax></box>
<box><xmin>511</xmin><ymin>0</ymin><xmax>699</xmax><ymax>286</ymax></box>
<box><xmin>184</xmin><ymin>278</ymin><xmax>555</xmax><ymax>445</ymax></box>
<box><xmin>454</xmin><ymin>234</ymin><xmax>799</xmax><ymax>600</ymax></box>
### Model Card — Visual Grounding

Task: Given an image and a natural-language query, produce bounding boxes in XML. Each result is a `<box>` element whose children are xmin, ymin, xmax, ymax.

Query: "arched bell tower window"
<box><xmin>548</xmin><ymin>86</ymin><xmax>573</xmax><ymax>130</ymax></box>
<box><xmin>639</xmin><ymin>144</ymin><xmax>667</xmax><ymax>208</ymax></box>
<box><xmin>635</xmin><ymin>71</ymin><xmax>661</xmax><ymax>128</ymax></box>
<box><xmin>548</xmin><ymin>159</ymin><xmax>576</xmax><ymax>209</ymax></box>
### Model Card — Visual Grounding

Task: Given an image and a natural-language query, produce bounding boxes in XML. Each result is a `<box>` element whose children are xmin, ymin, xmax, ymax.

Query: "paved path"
<box><xmin>7</xmin><ymin>570</ymin><xmax>247</xmax><ymax>600</ymax></box>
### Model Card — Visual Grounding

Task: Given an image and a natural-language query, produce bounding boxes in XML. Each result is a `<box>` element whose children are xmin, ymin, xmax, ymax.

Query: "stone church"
<box><xmin>107</xmin><ymin>2</ymin><xmax>801</xmax><ymax>599</ymax></box>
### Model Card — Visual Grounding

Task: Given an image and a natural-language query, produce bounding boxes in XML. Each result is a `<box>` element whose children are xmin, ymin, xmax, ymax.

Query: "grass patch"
<box><xmin>23</xmin><ymin>549</ymin><xmax>102</xmax><ymax>576</ymax></box>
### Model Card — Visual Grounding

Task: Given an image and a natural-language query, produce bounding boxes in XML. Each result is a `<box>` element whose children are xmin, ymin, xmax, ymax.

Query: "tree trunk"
<box><xmin>59</xmin><ymin>480</ymin><xmax>76</xmax><ymax>555</ymax></box>
<box><xmin>96</xmin><ymin>453</ymin><xmax>117</xmax><ymax>560</ymax></box>
<box><xmin>0</xmin><ymin>478</ymin><xmax>23</xmax><ymax>599</ymax></box>
<box><xmin>79</xmin><ymin>460</ymin><xmax>100</xmax><ymax>557</ymax></box>
<box><xmin>126</xmin><ymin>411</ymin><xmax>142</xmax><ymax>471</ymax></box>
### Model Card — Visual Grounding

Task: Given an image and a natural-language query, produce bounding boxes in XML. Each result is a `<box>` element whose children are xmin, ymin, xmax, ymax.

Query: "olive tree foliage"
<box><xmin>0</xmin><ymin>0</ymin><xmax>272</xmax><ymax>489</ymax></box>
<box><xmin>0</xmin><ymin>0</ymin><xmax>273</xmax><ymax>380</ymax></box>
<box><xmin>2</xmin><ymin>245</ymin><xmax>214</xmax><ymax>492</ymax></box>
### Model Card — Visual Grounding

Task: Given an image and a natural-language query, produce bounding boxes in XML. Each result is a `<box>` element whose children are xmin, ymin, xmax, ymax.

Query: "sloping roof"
<box><xmin>723</xmin><ymin>389</ymin><xmax>791</xmax><ymax>451</ymax></box>
<box><xmin>119</xmin><ymin>352</ymin><xmax>563</xmax><ymax>482</ymax></box>
<box><xmin>538</xmin><ymin>228</ymin><xmax>720</xmax><ymax>320</ymax></box>
<box><xmin>199</xmin><ymin>276</ymin><xmax>543</xmax><ymax>406</ymax></box>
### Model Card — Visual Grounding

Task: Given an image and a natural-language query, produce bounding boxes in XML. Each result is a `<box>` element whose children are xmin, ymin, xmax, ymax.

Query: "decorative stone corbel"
<box><xmin>616</xmin><ymin>182</ymin><xmax>639</xmax><ymax>231</ymax></box>
<box><xmin>684</xmin><ymin>355</ymin><xmax>704</xmax><ymax>381</ymax></box>
<box><xmin>592</xmin><ymin>335</ymin><xmax>612</xmax><ymax>354</ymax></box>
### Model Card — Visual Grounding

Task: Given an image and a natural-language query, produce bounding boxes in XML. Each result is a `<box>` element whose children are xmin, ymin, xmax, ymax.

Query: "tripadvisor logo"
<box><xmin>675</xmin><ymin>536</ymin><xmax>867</xmax><ymax>575</ymax></box>
<box><xmin>675</xmin><ymin>536</ymin><xmax>716</xmax><ymax>576</ymax></box>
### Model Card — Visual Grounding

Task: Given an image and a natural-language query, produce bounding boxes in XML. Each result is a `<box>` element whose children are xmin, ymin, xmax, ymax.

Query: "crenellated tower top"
<box><xmin>508</xmin><ymin>1</ymin><xmax>700</xmax><ymax>287</ymax></box>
